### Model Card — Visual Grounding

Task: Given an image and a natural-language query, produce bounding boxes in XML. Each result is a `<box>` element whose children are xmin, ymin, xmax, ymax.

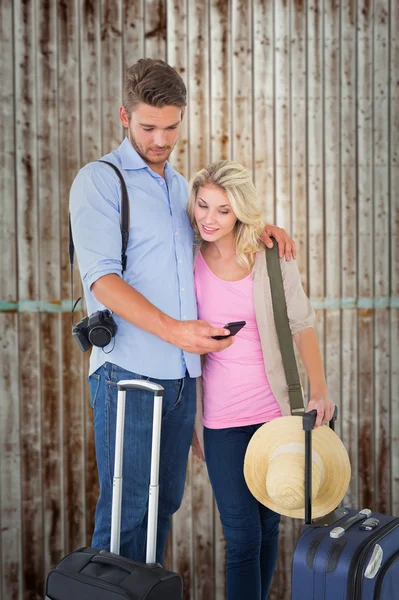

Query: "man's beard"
<box><xmin>128</xmin><ymin>130</ymin><xmax>175</xmax><ymax>165</ymax></box>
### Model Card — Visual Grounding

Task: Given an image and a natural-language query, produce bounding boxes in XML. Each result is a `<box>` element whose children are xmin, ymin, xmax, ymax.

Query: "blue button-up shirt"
<box><xmin>70</xmin><ymin>137</ymin><xmax>201</xmax><ymax>379</ymax></box>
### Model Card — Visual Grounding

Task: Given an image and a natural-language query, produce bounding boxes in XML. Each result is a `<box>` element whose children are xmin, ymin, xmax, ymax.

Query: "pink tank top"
<box><xmin>194</xmin><ymin>251</ymin><xmax>282</xmax><ymax>429</ymax></box>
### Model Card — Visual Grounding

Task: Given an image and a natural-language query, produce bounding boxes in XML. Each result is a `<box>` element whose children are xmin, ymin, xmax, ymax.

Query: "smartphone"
<box><xmin>211</xmin><ymin>320</ymin><xmax>246</xmax><ymax>340</ymax></box>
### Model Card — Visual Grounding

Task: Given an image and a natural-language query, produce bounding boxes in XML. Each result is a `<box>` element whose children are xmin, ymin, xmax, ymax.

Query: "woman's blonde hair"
<box><xmin>187</xmin><ymin>160</ymin><xmax>264</xmax><ymax>270</ymax></box>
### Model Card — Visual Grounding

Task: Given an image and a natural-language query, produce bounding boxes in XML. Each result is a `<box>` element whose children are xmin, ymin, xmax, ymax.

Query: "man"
<box><xmin>70</xmin><ymin>58</ymin><xmax>295</xmax><ymax>564</ymax></box>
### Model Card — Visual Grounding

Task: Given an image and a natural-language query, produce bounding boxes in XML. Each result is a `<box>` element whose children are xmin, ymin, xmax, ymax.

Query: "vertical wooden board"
<box><xmin>80</xmin><ymin>0</ymin><xmax>103</xmax><ymax>546</ymax></box>
<box><xmin>253</xmin><ymin>0</ymin><xmax>274</xmax><ymax>223</ymax></box>
<box><xmin>166</xmin><ymin>0</ymin><xmax>189</xmax><ymax>178</ymax></box>
<box><xmin>0</xmin><ymin>317</ymin><xmax>21</xmax><ymax>600</ymax></box>
<box><xmin>58</xmin><ymin>0</ymin><xmax>86</xmax><ymax>554</ymax></box>
<box><xmin>274</xmin><ymin>0</ymin><xmax>291</xmax><ymax>232</ymax></box>
<box><xmin>188</xmin><ymin>2</ymin><xmax>213</xmax><ymax>598</ymax></box>
<box><xmin>165</xmin><ymin>2</ymin><xmax>192</xmax><ymax>592</ymax></box>
<box><xmin>81</xmin><ymin>0</ymin><xmax>102</xmax><ymax>164</ymax></box>
<box><xmin>273</xmin><ymin>3</ymin><xmax>293</xmax><ymax>597</ymax></box>
<box><xmin>231</xmin><ymin>0</ymin><xmax>252</xmax><ymax>171</ymax></box>
<box><xmin>357</xmin><ymin>0</ymin><xmax>374</xmax><ymax>510</ymax></box>
<box><xmin>307</xmin><ymin>0</ymin><xmax>325</xmax><ymax>377</ymax></box>
<box><xmin>373</xmin><ymin>0</ymin><xmax>390</xmax><ymax>514</ymax></box>
<box><xmin>122</xmin><ymin>0</ymin><xmax>144</xmax><ymax>71</ymax></box>
<box><xmin>290</xmin><ymin>0</ymin><xmax>307</xmax><ymax>284</ymax></box>
<box><xmin>209</xmin><ymin>4</ymin><xmax>230</xmax><ymax>591</ymax></box>
<box><xmin>37</xmin><ymin>0</ymin><xmax>63</xmax><ymax>575</ymax></box>
<box><xmin>172</xmin><ymin>456</ymin><xmax>193</xmax><ymax>599</ymax></box>
<box><xmin>144</xmin><ymin>0</ymin><xmax>166</xmax><ymax>59</ymax></box>
<box><xmin>210</xmin><ymin>0</ymin><xmax>231</xmax><ymax>164</ymax></box>
<box><xmin>0</xmin><ymin>1</ymin><xmax>21</xmax><ymax>598</ymax></box>
<box><xmin>287</xmin><ymin>3</ymin><xmax>308</xmax><ymax>590</ymax></box>
<box><xmin>324</xmin><ymin>1</ymin><xmax>342</xmax><ymax>436</ymax></box>
<box><xmin>14</xmin><ymin>0</ymin><xmax>44</xmax><ymax>598</ymax></box>
<box><xmin>289</xmin><ymin>0</ymin><xmax>308</xmax><ymax>403</ymax></box>
<box><xmin>340</xmin><ymin>0</ymin><xmax>358</xmax><ymax>507</ymax></box>
<box><xmin>101</xmin><ymin>0</ymin><xmax>123</xmax><ymax>152</ymax></box>
<box><xmin>213</xmin><ymin>499</ymin><xmax>226</xmax><ymax>600</ymax></box>
<box><xmin>390</xmin><ymin>0</ymin><xmax>399</xmax><ymax>517</ymax></box>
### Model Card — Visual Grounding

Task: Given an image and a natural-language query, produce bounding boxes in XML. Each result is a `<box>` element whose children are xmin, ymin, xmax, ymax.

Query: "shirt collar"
<box><xmin>118</xmin><ymin>137</ymin><xmax>177</xmax><ymax>180</ymax></box>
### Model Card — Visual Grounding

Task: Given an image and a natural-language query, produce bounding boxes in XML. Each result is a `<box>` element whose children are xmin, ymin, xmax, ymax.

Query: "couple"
<box><xmin>70</xmin><ymin>58</ymin><xmax>334</xmax><ymax>600</ymax></box>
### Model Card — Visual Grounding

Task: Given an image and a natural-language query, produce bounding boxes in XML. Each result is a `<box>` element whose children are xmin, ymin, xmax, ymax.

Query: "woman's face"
<box><xmin>194</xmin><ymin>185</ymin><xmax>238</xmax><ymax>243</ymax></box>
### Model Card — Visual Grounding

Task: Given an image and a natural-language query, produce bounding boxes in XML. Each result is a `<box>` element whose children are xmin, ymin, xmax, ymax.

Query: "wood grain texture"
<box><xmin>80</xmin><ymin>0</ymin><xmax>102</xmax><ymax>547</ymax></box>
<box><xmin>0</xmin><ymin>5</ymin><xmax>20</xmax><ymax>598</ymax></box>
<box><xmin>188</xmin><ymin>4</ymin><xmax>214</xmax><ymax>598</ymax></box>
<box><xmin>58</xmin><ymin>0</ymin><xmax>88</xmax><ymax>554</ymax></box>
<box><xmin>37</xmin><ymin>0</ymin><xmax>64</xmax><ymax>578</ymax></box>
<box><xmin>341</xmin><ymin>0</ymin><xmax>359</xmax><ymax>510</ymax></box>
<box><xmin>231</xmin><ymin>0</ymin><xmax>252</xmax><ymax>170</ymax></box>
<box><xmin>324</xmin><ymin>0</ymin><xmax>342</xmax><ymax>439</ymax></box>
<box><xmin>253</xmin><ymin>0</ymin><xmax>274</xmax><ymax>224</ymax></box>
<box><xmin>390</xmin><ymin>0</ymin><xmax>399</xmax><ymax>519</ymax></box>
<box><xmin>144</xmin><ymin>0</ymin><xmax>166</xmax><ymax>59</ymax></box>
<box><xmin>166</xmin><ymin>1</ymin><xmax>193</xmax><ymax>593</ymax></box>
<box><xmin>166</xmin><ymin>0</ymin><xmax>189</xmax><ymax>177</ymax></box>
<box><xmin>101</xmin><ymin>0</ymin><xmax>123</xmax><ymax>151</ymax></box>
<box><xmin>14</xmin><ymin>1</ymin><xmax>44</xmax><ymax>598</ymax></box>
<box><xmin>357</xmin><ymin>0</ymin><xmax>375</xmax><ymax>511</ymax></box>
<box><xmin>272</xmin><ymin>2</ymin><xmax>294</xmax><ymax>596</ymax></box>
<box><xmin>373</xmin><ymin>0</ymin><xmax>391</xmax><ymax>515</ymax></box>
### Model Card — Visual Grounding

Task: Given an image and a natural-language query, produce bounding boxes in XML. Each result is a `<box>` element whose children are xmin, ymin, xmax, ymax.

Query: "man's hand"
<box><xmin>261</xmin><ymin>224</ymin><xmax>296</xmax><ymax>261</ymax></box>
<box><xmin>306</xmin><ymin>392</ymin><xmax>335</xmax><ymax>428</ymax></box>
<box><xmin>192</xmin><ymin>431</ymin><xmax>205</xmax><ymax>461</ymax></box>
<box><xmin>166</xmin><ymin>319</ymin><xmax>234</xmax><ymax>355</ymax></box>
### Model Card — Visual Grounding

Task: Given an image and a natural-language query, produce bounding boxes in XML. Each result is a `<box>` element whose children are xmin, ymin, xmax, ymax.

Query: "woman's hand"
<box><xmin>306</xmin><ymin>392</ymin><xmax>336</xmax><ymax>428</ymax></box>
<box><xmin>191</xmin><ymin>430</ymin><xmax>205</xmax><ymax>461</ymax></box>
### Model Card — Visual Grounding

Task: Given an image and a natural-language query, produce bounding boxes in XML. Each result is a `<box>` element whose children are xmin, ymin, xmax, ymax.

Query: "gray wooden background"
<box><xmin>0</xmin><ymin>0</ymin><xmax>398</xmax><ymax>599</ymax></box>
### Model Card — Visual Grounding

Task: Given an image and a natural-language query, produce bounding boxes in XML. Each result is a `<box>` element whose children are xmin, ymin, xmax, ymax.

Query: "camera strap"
<box><xmin>69</xmin><ymin>160</ymin><xmax>130</xmax><ymax>320</ymax></box>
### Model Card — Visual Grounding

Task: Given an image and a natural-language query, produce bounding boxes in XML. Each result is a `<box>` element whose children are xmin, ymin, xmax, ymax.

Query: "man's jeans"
<box><xmin>89</xmin><ymin>362</ymin><xmax>196</xmax><ymax>563</ymax></box>
<box><xmin>204</xmin><ymin>424</ymin><xmax>281</xmax><ymax>600</ymax></box>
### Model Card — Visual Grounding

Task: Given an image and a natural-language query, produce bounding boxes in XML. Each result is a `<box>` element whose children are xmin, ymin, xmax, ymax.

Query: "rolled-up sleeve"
<box><xmin>281</xmin><ymin>258</ymin><xmax>316</xmax><ymax>335</ymax></box>
<box><xmin>69</xmin><ymin>163</ymin><xmax>123</xmax><ymax>289</ymax></box>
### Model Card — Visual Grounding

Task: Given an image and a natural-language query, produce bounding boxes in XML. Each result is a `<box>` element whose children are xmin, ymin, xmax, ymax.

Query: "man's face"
<box><xmin>120</xmin><ymin>103</ymin><xmax>184</xmax><ymax>169</ymax></box>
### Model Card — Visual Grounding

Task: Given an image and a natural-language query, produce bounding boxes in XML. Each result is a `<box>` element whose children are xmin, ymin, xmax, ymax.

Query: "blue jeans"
<box><xmin>88</xmin><ymin>362</ymin><xmax>196</xmax><ymax>564</ymax></box>
<box><xmin>204</xmin><ymin>425</ymin><xmax>281</xmax><ymax>600</ymax></box>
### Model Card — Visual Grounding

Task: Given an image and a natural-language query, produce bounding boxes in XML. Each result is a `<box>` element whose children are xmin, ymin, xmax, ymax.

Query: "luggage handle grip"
<box><xmin>303</xmin><ymin>406</ymin><xmax>338</xmax><ymax>524</ymax></box>
<box><xmin>303</xmin><ymin>406</ymin><xmax>338</xmax><ymax>432</ymax></box>
<box><xmin>111</xmin><ymin>379</ymin><xmax>164</xmax><ymax>564</ymax></box>
<box><xmin>117</xmin><ymin>380</ymin><xmax>164</xmax><ymax>395</ymax></box>
<box><xmin>92</xmin><ymin>553</ymin><xmax>133</xmax><ymax>574</ymax></box>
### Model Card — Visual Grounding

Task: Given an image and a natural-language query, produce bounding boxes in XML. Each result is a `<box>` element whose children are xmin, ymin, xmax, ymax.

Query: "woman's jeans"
<box><xmin>88</xmin><ymin>362</ymin><xmax>196</xmax><ymax>564</ymax></box>
<box><xmin>204</xmin><ymin>424</ymin><xmax>281</xmax><ymax>600</ymax></box>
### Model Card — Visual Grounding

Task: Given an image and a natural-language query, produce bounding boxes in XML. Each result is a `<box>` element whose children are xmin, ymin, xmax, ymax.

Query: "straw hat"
<box><xmin>244</xmin><ymin>416</ymin><xmax>351</xmax><ymax>519</ymax></box>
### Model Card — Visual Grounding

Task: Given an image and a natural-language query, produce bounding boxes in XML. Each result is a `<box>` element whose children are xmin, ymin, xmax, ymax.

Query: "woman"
<box><xmin>187</xmin><ymin>161</ymin><xmax>335</xmax><ymax>600</ymax></box>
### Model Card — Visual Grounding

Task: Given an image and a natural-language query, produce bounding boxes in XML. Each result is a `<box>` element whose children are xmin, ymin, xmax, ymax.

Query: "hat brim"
<box><xmin>244</xmin><ymin>416</ymin><xmax>351</xmax><ymax>519</ymax></box>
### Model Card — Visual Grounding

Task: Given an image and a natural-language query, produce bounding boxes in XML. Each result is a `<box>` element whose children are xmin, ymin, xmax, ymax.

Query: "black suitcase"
<box><xmin>45</xmin><ymin>379</ymin><xmax>183</xmax><ymax>600</ymax></box>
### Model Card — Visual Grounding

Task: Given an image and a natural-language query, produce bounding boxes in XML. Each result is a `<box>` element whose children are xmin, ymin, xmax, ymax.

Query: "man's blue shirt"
<box><xmin>70</xmin><ymin>137</ymin><xmax>201</xmax><ymax>379</ymax></box>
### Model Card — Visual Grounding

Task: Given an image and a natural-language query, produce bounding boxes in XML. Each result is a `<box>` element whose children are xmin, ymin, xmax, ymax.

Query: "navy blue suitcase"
<box><xmin>292</xmin><ymin>411</ymin><xmax>399</xmax><ymax>599</ymax></box>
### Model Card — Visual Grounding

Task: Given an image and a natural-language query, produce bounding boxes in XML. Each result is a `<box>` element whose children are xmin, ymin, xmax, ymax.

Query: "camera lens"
<box><xmin>89</xmin><ymin>326</ymin><xmax>112</xmax><ymax>348</ymax></box>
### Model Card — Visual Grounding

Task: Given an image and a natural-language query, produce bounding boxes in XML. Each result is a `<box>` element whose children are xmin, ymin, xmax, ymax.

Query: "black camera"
<box><xmin>72</xmin><ymin>309</ymin><xmax>117</xmax><ymax>352</ymax></box>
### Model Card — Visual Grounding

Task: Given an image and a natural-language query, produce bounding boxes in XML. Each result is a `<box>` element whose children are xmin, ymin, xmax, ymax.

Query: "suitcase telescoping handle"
<box><xmin>110</xmin><ymin>380</ymin><xmax>164</xmax><ymax>564</ymax></box>
<box><xmin>302</xmin><ymin>406</ymin><xmax>338</xmax><ymax>525</ymax></box>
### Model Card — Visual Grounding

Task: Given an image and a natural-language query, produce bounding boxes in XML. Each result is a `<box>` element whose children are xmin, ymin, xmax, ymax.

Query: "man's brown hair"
<box><xmin>124</xmin><ymin>58</ymin><xmax>187</xmax><ymax>116</ymax></box>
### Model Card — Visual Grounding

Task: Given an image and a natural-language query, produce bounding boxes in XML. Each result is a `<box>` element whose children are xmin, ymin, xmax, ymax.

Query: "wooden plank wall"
<box><xmin>0</xmin><ymin>1</ymin><xmax>397</xmax><ymax>599</ymax></box>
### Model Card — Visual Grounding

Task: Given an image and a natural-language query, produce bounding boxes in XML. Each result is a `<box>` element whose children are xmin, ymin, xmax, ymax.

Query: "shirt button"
<box><xmin>175</xmin><ymin>232</ymin><xmax>179</xmax><ymax>236</ymax></box>
<box><xmin>159</xmin><ymin>180</ymin><xmax>164</xmax><ymax>185</ymax></box>
<box><xmin>181</xmin><ymin>288</ymin><xmax>184</xmax><ymax>292</ymax></box>
<box><xmin>179</xmin><ymin>260</ymin><xmax>182</xmax><ymax>264</ymax></box>
<box><xmin>183</xmin><ymin>316</ymin><xmax>187</xmax><ymax>320</ymax></box>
